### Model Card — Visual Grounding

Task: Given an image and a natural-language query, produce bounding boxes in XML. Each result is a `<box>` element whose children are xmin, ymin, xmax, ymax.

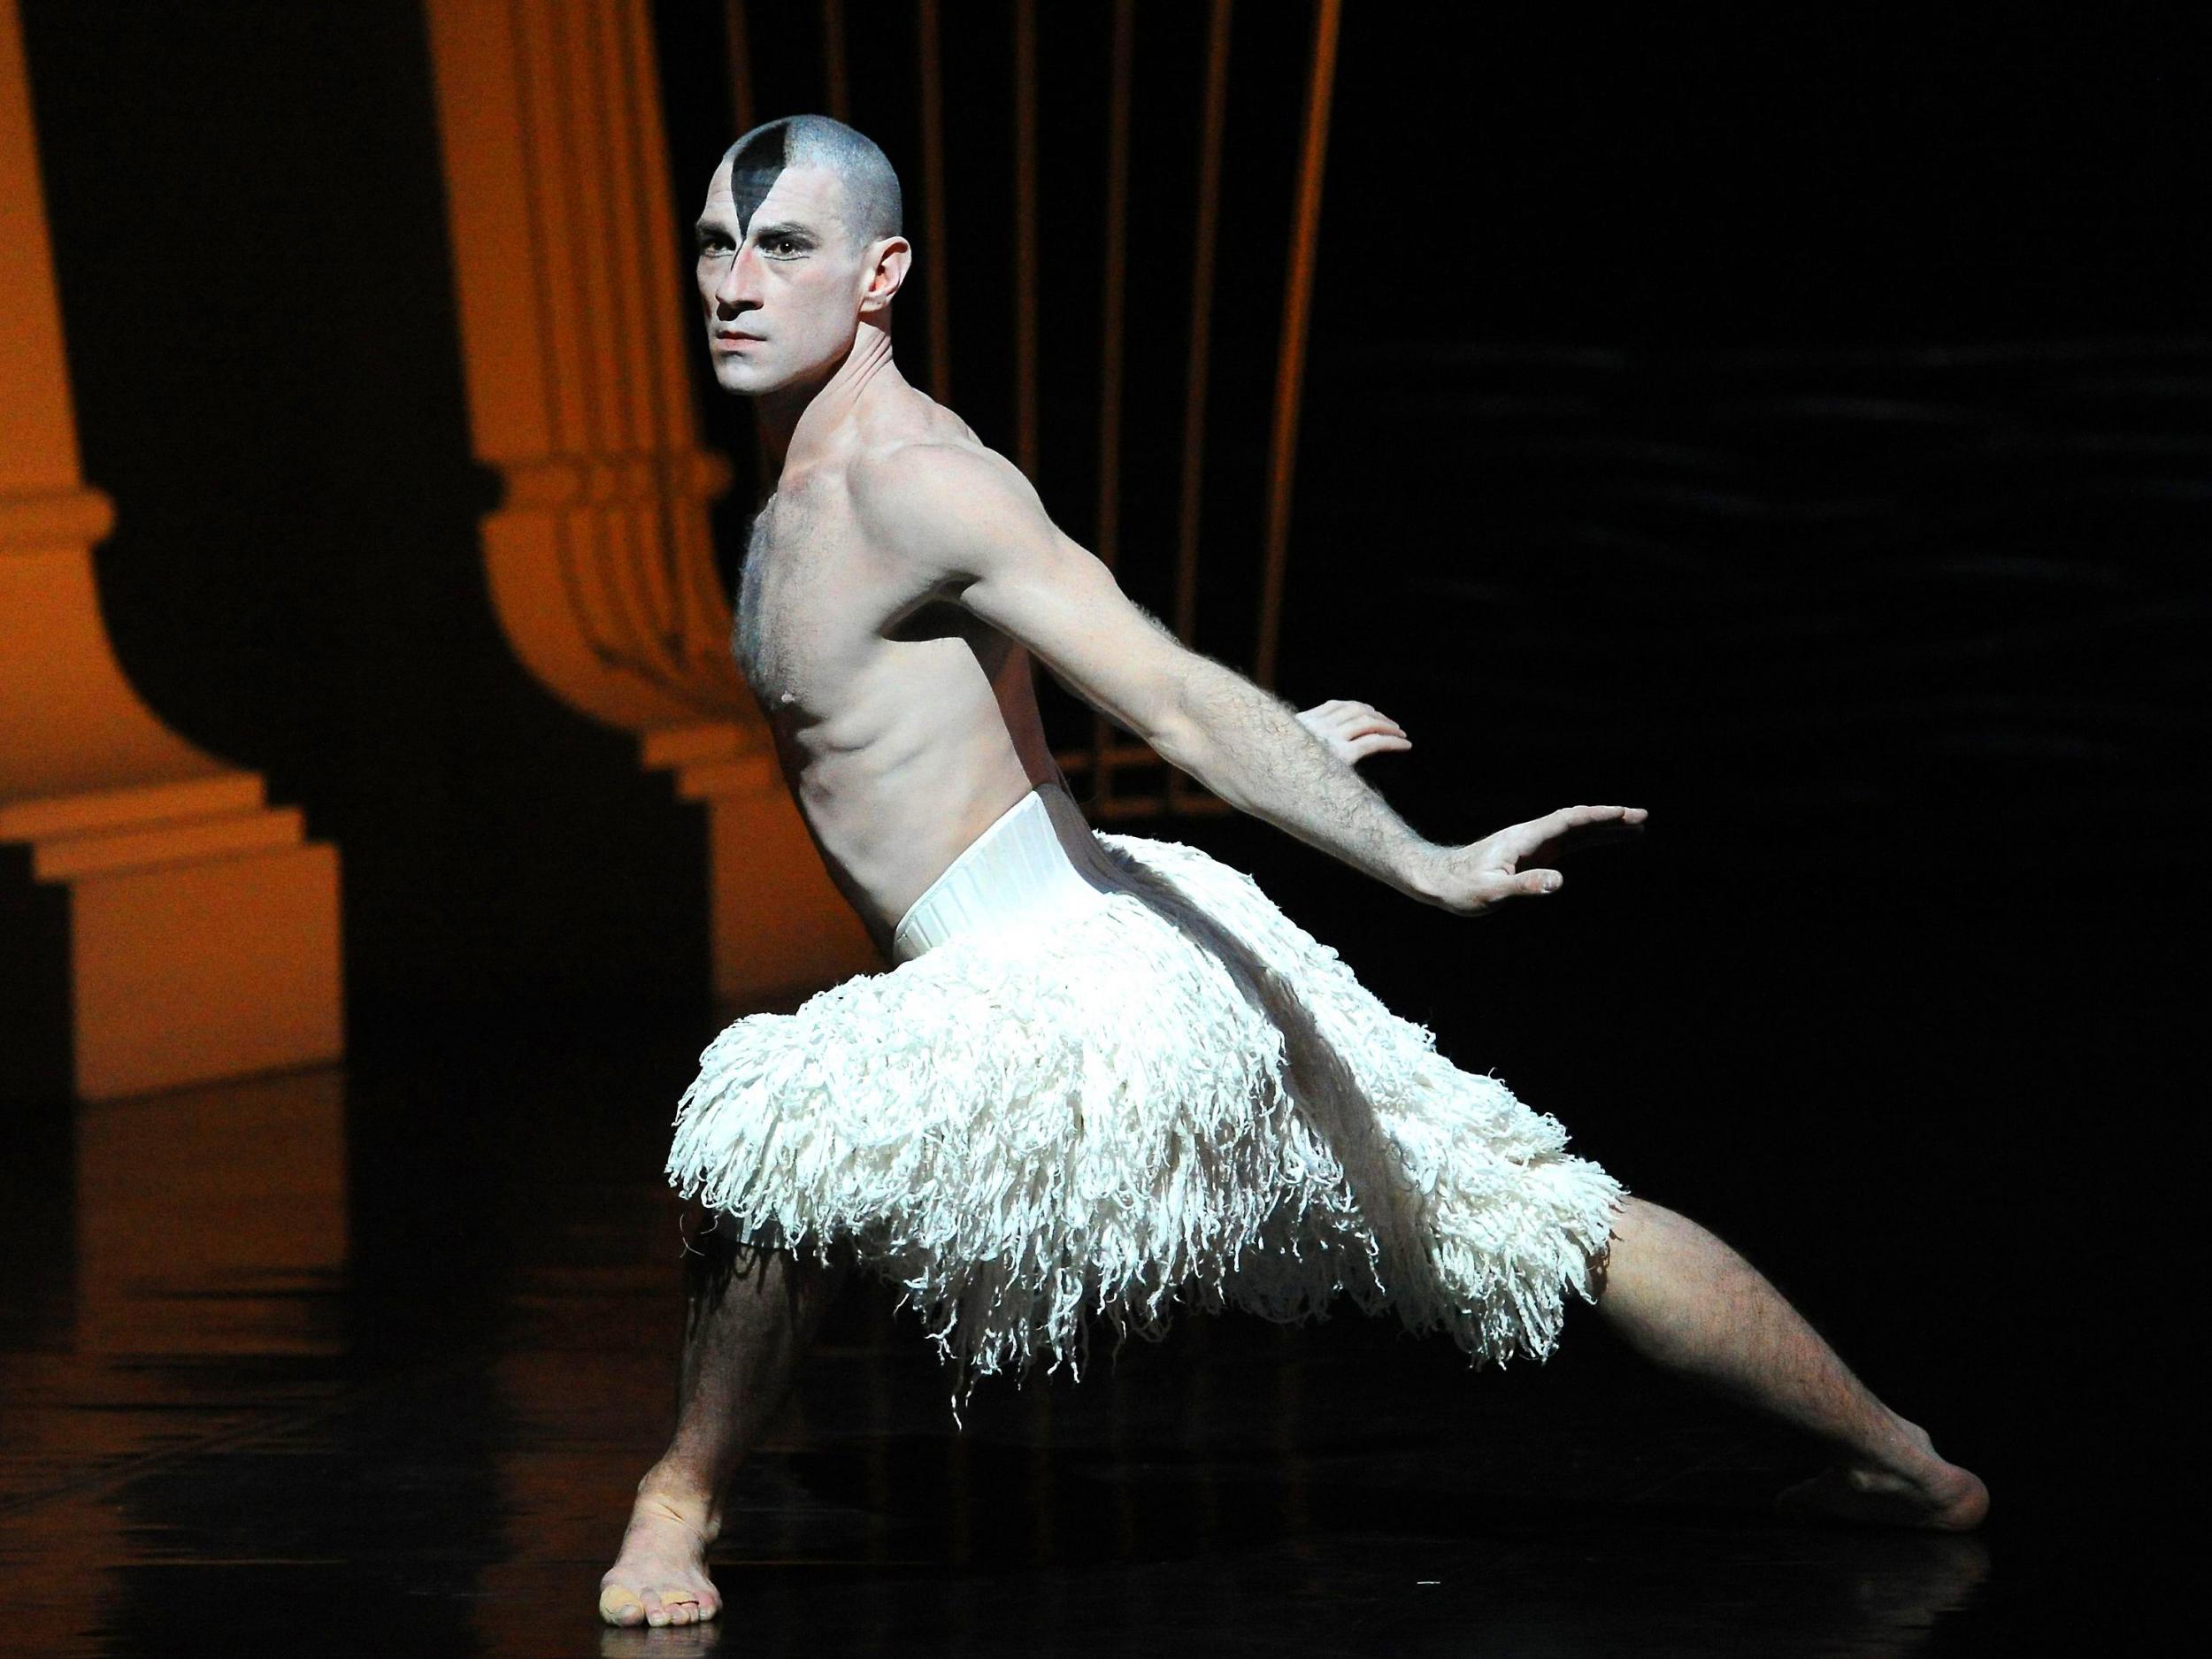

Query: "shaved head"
<box><xmin>694</xmin><ymin>117</ymin><xmax>912</xmax><ymax>398</ymax></box>
<box><xmin>723</xmin><ymin>115</ymin><xmax>903</xmax><ymax>250</ymax></box>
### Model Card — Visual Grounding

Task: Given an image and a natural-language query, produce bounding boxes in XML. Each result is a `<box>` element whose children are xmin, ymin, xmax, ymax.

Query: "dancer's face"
<box><xmin>695</xmin><ymin>157</ymin><xmax>902</xmax><ymax>397</ymax></box>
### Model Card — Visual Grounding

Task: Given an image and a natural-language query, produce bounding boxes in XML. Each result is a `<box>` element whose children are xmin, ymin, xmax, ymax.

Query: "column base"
<box><xmin>1</xmin><ymin>775</ymin><xmax>343</xmax><ymax>1102</ymax></box>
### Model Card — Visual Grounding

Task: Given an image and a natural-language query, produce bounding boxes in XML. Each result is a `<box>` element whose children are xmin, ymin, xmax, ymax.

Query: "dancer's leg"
<box><xmin>599</xmin><ymin>1231</ymin><xmax>847</xmax><ymax>1626</ymax></box>
<box><xmin>1594</xmin><ymin>1197</ymin><xmax>1988</xmax><ymax>1529</ymax></box>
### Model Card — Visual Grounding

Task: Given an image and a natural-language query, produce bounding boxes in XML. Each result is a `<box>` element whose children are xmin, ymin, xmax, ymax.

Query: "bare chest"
<box><xmin>733</xmin><ymin>489</ymin><xmax>908</xmax><ymax>714</ymax></box>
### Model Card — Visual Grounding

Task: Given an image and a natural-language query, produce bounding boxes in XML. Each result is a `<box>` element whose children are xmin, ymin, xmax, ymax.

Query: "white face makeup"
<box><xmin>695</xmin><ymin>157</ymin><xmax>870</xmax><ymax>398</ymax></box>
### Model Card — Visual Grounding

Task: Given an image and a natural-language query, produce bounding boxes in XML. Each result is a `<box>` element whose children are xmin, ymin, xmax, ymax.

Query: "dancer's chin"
<box><xmin>710</xmin><ymin>361</ymin><xmax>773</xmax><ymax>396</ymax></box>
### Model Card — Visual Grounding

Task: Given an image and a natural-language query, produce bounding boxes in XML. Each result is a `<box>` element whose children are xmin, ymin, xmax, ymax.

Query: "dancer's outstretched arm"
<box><xmin>855</xmin><ymin>442</ymin><xmax>1646</xmax><ymax>914</ymax></box>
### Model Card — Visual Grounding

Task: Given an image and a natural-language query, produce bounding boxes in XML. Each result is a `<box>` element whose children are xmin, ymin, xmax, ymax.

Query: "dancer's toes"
<box><xmin>598</xmin><ymin>1569</ymin><xmax>721</xmax><ymax>1629</ymax></box>
<box><xmin>650</xmin><ymin>1589</ymin><xmax>706</xmax><ymax>1627</ymax></box>
<box><xmin>597</xmin><ymin>1584</ymin><xmax>645</xmax><ymax>1627</ymax></box>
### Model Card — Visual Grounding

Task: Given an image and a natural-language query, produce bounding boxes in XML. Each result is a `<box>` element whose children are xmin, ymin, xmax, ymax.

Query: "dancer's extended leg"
<box><xmin>599</xmin><ymin>1232</ymin><xmax>846</xmax><ymax>1627</ymax></box>
<box><xmin>1594</xmin><ymin>1197</ymin><xmax>1988</xmax><ymax>1529</ymax></box>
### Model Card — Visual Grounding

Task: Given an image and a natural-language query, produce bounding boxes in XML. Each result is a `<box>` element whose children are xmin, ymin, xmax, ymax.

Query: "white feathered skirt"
<box><xmin>668</xmin><ymin>784</ymin><xmax>1624</xmax><ymax>1401</ymax></box>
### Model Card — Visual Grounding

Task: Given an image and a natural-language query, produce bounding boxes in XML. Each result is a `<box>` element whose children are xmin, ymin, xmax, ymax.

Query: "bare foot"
<box><xmin>1777</xmin><ymin>1422</ymin><xmax>1990</xmax><ymax>1531</ymax></box>
<box><xmin>599</xmin><ymin>1481</ymin><xmax>722</xmax><ymax>1628</ymax></box>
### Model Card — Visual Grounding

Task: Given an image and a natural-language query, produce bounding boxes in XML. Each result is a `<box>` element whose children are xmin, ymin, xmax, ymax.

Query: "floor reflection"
<box><xmin>75</xmin><ymin>1068</ymin><xmax>348</xmax><ymax>1359</ymax></box>
<box><xmin>0</xmin><ymin>1067</ymin><xmax>349</xmax><ymax>1657</ymax></box>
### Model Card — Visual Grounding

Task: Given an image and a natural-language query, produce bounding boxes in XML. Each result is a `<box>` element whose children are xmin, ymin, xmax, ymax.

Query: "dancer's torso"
<box><xmin>736</xmin><ymin>389</ymin><xmax>1062</xmax><ymax>955</ymax></box>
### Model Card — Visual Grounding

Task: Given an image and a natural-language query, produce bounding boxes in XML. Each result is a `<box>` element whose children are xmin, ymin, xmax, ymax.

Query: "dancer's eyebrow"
<box><xmin>749</xmin><ymin>221</ymin><xmax>816</xmax><ymax>248</ymax></box>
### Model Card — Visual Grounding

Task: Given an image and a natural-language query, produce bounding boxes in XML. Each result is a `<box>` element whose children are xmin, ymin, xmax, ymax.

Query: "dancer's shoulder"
<box><xmin>850</xmin><ymin>432</ymin><xmax>1050</xmax><ymax>580</ymax></box>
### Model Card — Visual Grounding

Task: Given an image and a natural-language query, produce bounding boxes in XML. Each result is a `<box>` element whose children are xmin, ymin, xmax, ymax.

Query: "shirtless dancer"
<box><xmin>598</xmin><ymin>117</ymin><xmax>1986</xmax><ymax>1629</ymax></box>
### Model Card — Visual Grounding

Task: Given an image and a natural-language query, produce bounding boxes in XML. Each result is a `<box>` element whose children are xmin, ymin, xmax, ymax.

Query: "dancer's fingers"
<box><xmin>1504</xmin><ymin>803</ymin><xmax>1646</xmax><ymax>858</ymax></box>
<box><xmin>1345</xmin><ymin>733</ymin><xmax>1412</xmax><ymax>759</ymax></box>
<box><xmin>1344</xmin><ymin>711</ymin><xmax>1406</xmax><ymax>739</ymax></box>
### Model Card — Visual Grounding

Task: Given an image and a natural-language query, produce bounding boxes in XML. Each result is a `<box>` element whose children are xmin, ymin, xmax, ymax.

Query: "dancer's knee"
<box><xmin>682</xmin><ymin>1217</ymin><xmax>849</xmax><ymax>1326</ymax></box>
<box><xmin>1609</xmin><ymin>1194</ymin><xmax>1672</xmax><ymax>1239</ymax></box>
<box><xmin>1592</xmin><ymin>1195</ymin><xmax>1693</xmax><ymax>1295</ymax></box>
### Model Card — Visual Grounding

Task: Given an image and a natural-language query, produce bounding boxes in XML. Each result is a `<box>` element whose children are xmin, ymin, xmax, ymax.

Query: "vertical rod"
<box><xmin>1012</xmin><ymin>0</ymin><xmax>1040</xmax><ymax>480</ymax></box>
<box><xmin>723</xmin><ymin>0</ymin><xmax>755</xmax><ymax>134</ymax></box>
<box><xmin>1254</xmin><ymin>0</ymin><xmax>1340</xmax><ymax>689</ymax></box>
<box><xmin>821</xmin><ymin>0</ymin><xmax>849</xmax><ymax>121</ymax></box>
<box><xmin>1169</xmin><ymin>0</ymin><xmax>1233</xmax><ymax>811</ymax></box>
<box><xmin>918</xmin><ymin>0</ymin><xmax>953</xmax><ymax>403</ymax></box>
<box><xmin>1088</xmin><ymin>0</ymin><xmax>1135</xmax><ymax>800</ymax></box>
<box><xmin>1172</xmin><ymin>0</ymin><xmax>1232</xmax><ymax>651</ymax></box>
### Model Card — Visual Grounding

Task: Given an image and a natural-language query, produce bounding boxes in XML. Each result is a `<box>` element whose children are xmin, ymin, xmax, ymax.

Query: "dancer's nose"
<box><xmin>714</xmin><ymin>243</ymin><xmax>763</xmax><ymax>314</ymax></box>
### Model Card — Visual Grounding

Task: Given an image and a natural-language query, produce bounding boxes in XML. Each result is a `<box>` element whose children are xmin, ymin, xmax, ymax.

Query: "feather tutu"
<box><xmin>667</xmin><ymin>821</ymin><xmax>1624</xmax><ymax>1402</ymax></box>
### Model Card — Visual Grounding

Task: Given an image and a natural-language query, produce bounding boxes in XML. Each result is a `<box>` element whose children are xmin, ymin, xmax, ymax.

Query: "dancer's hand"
<box><xmin>1409</xmin><ymin>803</ymin><xmax>1648</xmax><ymax>916</ymax></box>
<box><xmin>1296</xmin><ymin>699</ymin><xmax>1410</xmax><ymax>766</ymax></box>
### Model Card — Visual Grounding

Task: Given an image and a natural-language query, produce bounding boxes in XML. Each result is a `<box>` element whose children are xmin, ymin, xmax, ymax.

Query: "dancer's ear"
<box><xmin>857</xmin><ymin>235</ymin><xmax>911</xmax><ymax>319</ymax></box>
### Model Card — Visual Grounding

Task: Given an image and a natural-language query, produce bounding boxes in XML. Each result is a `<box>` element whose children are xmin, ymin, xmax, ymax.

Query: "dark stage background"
<box><xmin>5</xmin><ymin>3</ymin><xmax>2205</xmax><ymax>1654</ymax></box>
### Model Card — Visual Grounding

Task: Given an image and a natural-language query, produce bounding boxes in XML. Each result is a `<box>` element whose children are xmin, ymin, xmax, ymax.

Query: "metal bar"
<box><xmin>1012</xmin><ymin>0</ymin><xmax>1039</xmax><ymax>480</ymax></box>
<box><xmin>1055</xmin><ymin>744</ymin><xmax>1230</xmax><ymax>820</ymax></box>
<box><xmin>1172</xmin><ymin>0</ymin><xmax>1232</xmax><ymax>650</ymax></box>
<box><xmin>918</xmin><ymin>0</ymin><xmax>952</xmax><ymax>403</ymax></box>
<box><xmin>1168</xmin><ymin>0</ymin><xmax>1233</xmax><ymax>811</ymax></box>
<box><xmin>821</xmin><ymin>0</ymin><xmax>849</xmax><ymax>121</ymax></box>
<box><xmin>1055</xmin><ymin>741</ymin><xmax>1162</xmax><ymax>772</ymax></box>
<box><xmin>1087</xmin><ymin>0</ymin><xmax>1135</xmax><ymax>803</ymax></box>
<box><xmin>1254</xmin><ymin>0</ymin><xmax>1340</xmax><ymax>689</ymax></box>
<box><xmin>723</xmin><ymin>0</ymin><xmax>754</xmax><ymax>134</ymax></box>
<box><xmin>1096</xmin><ymin>792</ymin><xmax>1232</xmax><ymax>821</ymax></box>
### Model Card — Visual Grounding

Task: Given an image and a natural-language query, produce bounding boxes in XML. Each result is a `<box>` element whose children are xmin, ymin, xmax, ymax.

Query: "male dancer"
<box><xmin>599</xmin><ymin>116</ymin><xmax>1986</xmax><ymax>1629</ymax></box>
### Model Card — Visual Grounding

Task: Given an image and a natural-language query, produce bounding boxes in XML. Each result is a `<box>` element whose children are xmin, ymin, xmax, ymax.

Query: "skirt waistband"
<box><xmin>891</xmin><ymin>784</ymin><xmax>1120</xmax><ymax>961</ymax></box>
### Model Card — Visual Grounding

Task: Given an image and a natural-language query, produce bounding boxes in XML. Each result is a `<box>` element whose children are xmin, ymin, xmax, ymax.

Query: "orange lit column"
<box><xmin>424</xmin><ymin>0</ymin><xmax>872</xmax><ymax>1005</ymax></box>
<box><xmin>0</xmin><ymin>0</ymin><xmax>342</xmax><ymax>1102</ymax></box>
